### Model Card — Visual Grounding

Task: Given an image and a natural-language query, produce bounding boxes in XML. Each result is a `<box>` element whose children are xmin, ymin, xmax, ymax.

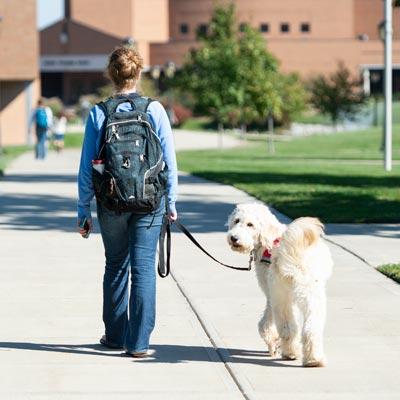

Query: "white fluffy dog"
<box><xmin>227</xmin><ymin>203</ymin><xmax>333</xmax><ymax>367</ymax></box>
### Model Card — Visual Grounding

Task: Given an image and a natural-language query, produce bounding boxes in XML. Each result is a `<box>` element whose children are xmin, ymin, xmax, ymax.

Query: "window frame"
<box><xmin>280</xmin><ymin>22</ymin><xmax>290</xmax><ymax>33</ymax></box>
<box><xmin>179</xmin><ymin>23</ymin><xmax>189</xmax><ymax>35</ymax></box>
<box><xmin>300</xmin><ymin>22</ymin><xmax>311</xmax><ymax>33</ymax></box>
<box><xmin>260</xmin><ymin>23</ymin><xmax>269</xmax><ymax>33</ymax></box>
<box><xmin>197</xmin><ymin>23</ymin><xmax>208</xmax><ymax>37</ymax></box>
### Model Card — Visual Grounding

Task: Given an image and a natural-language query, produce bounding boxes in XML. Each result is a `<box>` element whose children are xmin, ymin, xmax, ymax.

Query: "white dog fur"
<box><xmin>227</xmin><ymin>203</ymin><xmax>333</xmax><ymax>367</ymax></box>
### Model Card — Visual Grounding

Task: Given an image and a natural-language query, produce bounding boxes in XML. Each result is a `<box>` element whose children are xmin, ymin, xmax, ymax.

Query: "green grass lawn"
<box><xmin>377</xmin><ymin>264</ymin><xmax>400</xmax><ymax>284</ymax></box>
<box><xmin>246</xmin><ymin>125</ymin><xmax>400</xmax><ymax>160</ymax></box>
<box><xmin>0</xmin><ymin>145</ymin><xmax>32</xmax><ymax>175</ymax></box>
<box><xmin>64</xmin><ymin>133</ymin><xmax>84</xmax><ymax>148</ymax></box>
<box><xmin>177</xmin><ymin>126</ymin><xmax>400</xmax><ymax>223</ymax></box>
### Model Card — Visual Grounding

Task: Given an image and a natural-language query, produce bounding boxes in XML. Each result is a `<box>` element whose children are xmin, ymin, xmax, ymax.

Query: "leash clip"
<box><xmin>248</xmin><ymin>252</ymin><xmax>255</xmax><ymax>271</ymax></box>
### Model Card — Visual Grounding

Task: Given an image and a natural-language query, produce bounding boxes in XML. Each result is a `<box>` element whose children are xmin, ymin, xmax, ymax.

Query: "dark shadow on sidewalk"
<box><xmin>1</xmin><ymin>174</ymin><xmax>78</xmax><ymax>184</ymax></box>
<box><xmin>0</xmin><ymin>174</ymin><xmax>242</xmax><ymax>234</ymax></box>
<box><xmin>326</xmin><ymin>223</ymin><xmax>400</xmax><ymax>239</ymax></box>
<box><xmin>0</xmin><ymin>193</ymin><xmax>85</xmax><ymax>232</ymax></box>
<box><xmin>0</xmin><ymin>341</ymin><xmax>300</xmax><ymax>368</ymax></box>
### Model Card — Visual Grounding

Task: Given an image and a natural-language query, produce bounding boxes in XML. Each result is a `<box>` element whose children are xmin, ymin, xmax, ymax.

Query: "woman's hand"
<box><xmin>168</xmin><ymin>210</ymin><xmax>178</xmax><ymax>222</ymax></box>
<box><xmin>77</xmin><ymin>218</ymin><xmax>93</xmax><ymax>238</ymax></box>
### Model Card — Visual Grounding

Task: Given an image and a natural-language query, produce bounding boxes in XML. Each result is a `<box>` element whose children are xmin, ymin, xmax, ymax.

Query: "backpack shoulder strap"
<box><xmin>130</xmin><ymin>95</ymin><xmax>154</xmax><ymax>113</ymax></box>
<box><xmin>98</xmin><ymin>96</ymin><xmax>121</xmax><ymax>118</ymax></box>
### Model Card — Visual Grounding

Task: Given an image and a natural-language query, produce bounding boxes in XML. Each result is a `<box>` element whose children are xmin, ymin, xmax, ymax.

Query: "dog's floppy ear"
<box><xmin>226</xmin><ymin>206</ymin><xmax>238</xmax><ymax>227</ymax></box>
<box><xmin>258</xmin><ymin>207</ymin><xmax>286</xmax><ymax>249</ymax></box>
<box><xmin>259</xmin><ymin>222</ymin><xmax>283</xmax><ymax>249</ymax></box>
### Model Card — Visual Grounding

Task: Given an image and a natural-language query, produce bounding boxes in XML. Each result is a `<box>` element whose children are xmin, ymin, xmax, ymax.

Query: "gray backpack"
<box><xmin>93</xmin><ymin>94</ymin><xmax>168</xmax><ymax>213</ymax></box>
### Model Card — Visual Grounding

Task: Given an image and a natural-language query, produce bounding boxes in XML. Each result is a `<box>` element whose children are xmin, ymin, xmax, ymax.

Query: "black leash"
<box><xmin>158</xmin><ymin>217</ymin><xmax>252</xmax><ymax>278</ymax></box>
<box><xmin>158</xmin><ymin>214</ymin><xmax>171</xmax><ymax>278</ymax></box>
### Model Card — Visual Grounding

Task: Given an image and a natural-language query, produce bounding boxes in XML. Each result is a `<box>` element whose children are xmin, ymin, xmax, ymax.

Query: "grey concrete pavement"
<box><xmin>173</xmin><ymin>129</ymin><xmax>242</xmax><ymax>151</ymax></box>
<box><xmin>172</xmin><ymin>173</ymin><xmax>400</xmax><ymax>400</ymax></box>
<box><xmin>0</xmin><ymin>151</ymin><xmax>243</xmax><ymax>400</ymax></box>
<box><xmin>326</xmin><ymin>224</ymin><xmax>400</xmax><ymax>267</ymax></box>
<box><xmin>1</xmin><ymin>146</ymin><xmax>400</xmax><ymax>399</ymax></box>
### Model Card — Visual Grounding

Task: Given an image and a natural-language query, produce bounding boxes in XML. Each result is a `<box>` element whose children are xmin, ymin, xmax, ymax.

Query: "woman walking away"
<box><xmin>30</xmin><ymin>98</ymin><xmax>53</xmax><ymax>160</ymax></box>
<box><xmin>77</xmin><ymin>45</ymin><xmax>178</xmax><ymax>357</ymax></box>
<box><xmin>53</xmin><ymin>110</ymin><xmax>67</xmax><ymax>152</ymax></box>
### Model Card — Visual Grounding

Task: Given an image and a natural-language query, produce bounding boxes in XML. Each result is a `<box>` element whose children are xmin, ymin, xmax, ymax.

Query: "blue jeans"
<box><xmin>35</xmin><ymin>128</ymin><xmax>47</xmax><ymax>159</ymax></box>
<box><xmin>97</xmin><ymin>198</ymin><xmax>165</xmax><ymax>353</ymax></box>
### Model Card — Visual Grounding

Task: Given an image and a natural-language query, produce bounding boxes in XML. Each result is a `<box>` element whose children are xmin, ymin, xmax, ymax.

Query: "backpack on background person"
<box><xmin>36</xmin><ymin>108</ymin><xmax>49</xmax><ymax>130</ymax></box>
<box><xmin>92</xmin><ymin>94</ymin><xmax>168</xmax><ymax>214</ymax></box>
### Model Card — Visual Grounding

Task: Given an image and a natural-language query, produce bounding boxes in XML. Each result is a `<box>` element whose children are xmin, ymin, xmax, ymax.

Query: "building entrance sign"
<box><xmin>40</xmin><ymin>55</ymin><xmax>109</xmax><ymax>72</ymax></box>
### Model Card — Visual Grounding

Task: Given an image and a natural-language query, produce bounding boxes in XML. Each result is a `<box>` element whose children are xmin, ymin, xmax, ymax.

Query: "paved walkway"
<box><xmin>326</xmin><ymin>224</ymin><xmax>400</xmax><ymax>267</ymax></box>
<box><xmin>0</xmin><ymin>146</ymin><xmax>399</xmax><ymax>399</ymax></box>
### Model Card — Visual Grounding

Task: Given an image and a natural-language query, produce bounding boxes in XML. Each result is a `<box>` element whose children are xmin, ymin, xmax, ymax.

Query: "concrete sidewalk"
<box><xmin>1</xmin><ymin>148</ymin><xmax>400</xmax><ymax>399</ymax></box>
<box><xmin>325</xmin><ymin>224</ymin><xmax>400</xmax><ymax>267</ymax></box>
<box><xmin>0</xmin><ymin>151</ymin><xmax>242</xmax><ymax>400</ymax></box>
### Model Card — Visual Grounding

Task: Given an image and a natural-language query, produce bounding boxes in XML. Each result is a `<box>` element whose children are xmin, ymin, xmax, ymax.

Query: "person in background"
<box><xmin>77</xmin><ymin>45</ymin><xmax>178</xmax><ymax>357</ymax></box>
<box><xmin>30</xmin><ymin>98</ymin><xmax>53</xmax><ymax>160</ymax></box>
<box><xmin>80</xmin><ymin>98</ymin><xmax>91</xmax><ymax>126</ymax></box>
<box><xmin>52</xmin><ymin>110</ymin><xmax>67</xmax><ymax>153</ymax></box>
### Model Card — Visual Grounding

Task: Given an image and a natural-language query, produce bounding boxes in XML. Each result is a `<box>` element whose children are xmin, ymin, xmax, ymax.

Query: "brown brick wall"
<box><xmin>132</xmin><ymin>0</ymin><xmax>169</xmax><ymax>42</ymax></box>
<box><xmin>0</xmin><ymin>0</ymin><xmax>39</xmax><ymax>146</ymax></box>
<box><xmin>151</xmin><ymin>0</ymin><xmax>400</xmax><ymax>76</ymax></box>
<box><xmin>71</xmin><ymin>0</ymin><xmax>133</xmax><ymax>38</ymax></box>
<box><xmin>0</xmin><ymin>79</ymin><xmax>40</xmax><ymax>146</ymax></box>
<box><xmin>0</xmin><ymin>0</ymin><xmax>38</xmax><ymax>80</ymax></box>
<box><xmin>151</xmin><ymin>38</ymin><xmax>400</xmax><ymax>76</ymax></box>
<box><xmin>40</xmin><ymin>21</ymin><xmax>123</xmax><ymax>55</ymax></box>
<box><xmin>354</xmin><ymin>0</ymin><xmax>400</xmax><ymax>41</ymax></box>
<box><xmin>62</xmin><ymin>0</ymin><xmax>169</xmax><ymax>66</ymax></box>
<box><xmin>168</xmin><ymin>0</ymin><xmax>354</xmax><ymax>42</ymax></box>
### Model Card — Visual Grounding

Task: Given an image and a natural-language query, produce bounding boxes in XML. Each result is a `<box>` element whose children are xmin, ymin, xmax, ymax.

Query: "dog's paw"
<box><xmin>267</xmin><ymin>344</ymin><xmax>279</xmax><ymax>358</ymax></box>
<box><xmin>303</xmin><ymin>357</ymin><xmax>326</xmax><ymax>368</ymax></box>
<box><xmin>266</xmin><ymin>336</ymin><xmax>281</xmax><ymax>358</ymax></box>
<box><xmin>282</xmin><ymin>352</ymin><xmax>298</xmax><ymax>361</ymax></box>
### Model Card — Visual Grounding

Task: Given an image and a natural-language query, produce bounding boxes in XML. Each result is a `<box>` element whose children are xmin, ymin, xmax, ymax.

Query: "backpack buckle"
<box><xmin>122</xmin><ymin>157</ymin><xmax>131</xmax><ymax>169</ymax></box>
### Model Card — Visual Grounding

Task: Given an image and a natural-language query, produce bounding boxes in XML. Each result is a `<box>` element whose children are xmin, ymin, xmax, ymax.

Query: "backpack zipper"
<box><xmin>106</xmin><ymin>117</ymin><xmax>159</xmax><ymax>140</ymax></box>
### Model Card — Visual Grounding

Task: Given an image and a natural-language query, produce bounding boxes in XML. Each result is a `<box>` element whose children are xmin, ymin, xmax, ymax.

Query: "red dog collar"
<box><xmin>261</xmin><ymin>238</ymin><xmax>281</xmax><ymax>265</ymax></box>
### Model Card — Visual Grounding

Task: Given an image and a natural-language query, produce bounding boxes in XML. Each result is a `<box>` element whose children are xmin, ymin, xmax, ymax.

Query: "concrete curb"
<box><xmin>171</xmin><ymin>268</ymin><xmax>259</xmax><ymax>400</ymax></box>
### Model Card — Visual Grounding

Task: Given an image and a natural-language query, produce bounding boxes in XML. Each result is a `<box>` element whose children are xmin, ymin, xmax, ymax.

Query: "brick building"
<box><xmin>151</xmin><ymin>0</ymin><xmax>400</xmax><ymax>92</ymax></box>
<box><xmin>40</xmin><ymin>0</ymin><xmax>400</xmax><ymax>103</ymax></box>
<box><xmin>0</xmin><ymin>0</ymin><xmax>40</xmax><ymax>146</ymax></box>
<box><xmin>40</xmin><ymin>0</ymin><xmax>169</xmax><ymax>103</ymax></box>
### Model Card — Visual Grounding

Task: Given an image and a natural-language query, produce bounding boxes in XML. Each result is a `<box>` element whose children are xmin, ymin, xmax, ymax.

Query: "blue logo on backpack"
<box><xmin>36</xmin><ymin>108</ymin><xmax>48</xmax><ymax>129</ymax></box>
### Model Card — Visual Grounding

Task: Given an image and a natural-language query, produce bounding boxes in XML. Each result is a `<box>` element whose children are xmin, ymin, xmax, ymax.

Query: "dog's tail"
<box><xmin>285</xmin><ymin>217</ymin><xmax>324</xmax><ymax>249</ymax></box>
<box><xmin>277</xmin><ymin>217</ymin><xmax>325</xmax><ymax>274</ymax></box>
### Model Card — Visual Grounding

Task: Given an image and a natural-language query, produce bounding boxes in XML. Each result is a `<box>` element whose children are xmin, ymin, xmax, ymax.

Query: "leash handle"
<box><xmin>173</xmin><ymin>220</ymin><xmax>252</xmax><ymax>272</ymax></box>
<box><xmin>158</xmin><ymin>214</ymin><xmax>171</xmax><ymax>278</ymax></box>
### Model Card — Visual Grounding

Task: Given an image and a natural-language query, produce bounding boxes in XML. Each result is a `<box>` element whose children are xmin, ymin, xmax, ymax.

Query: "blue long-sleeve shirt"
<box><xmin>77</xmin><ymin>97</ymin><xmax>178</xmax><ymax>220</ymax></box>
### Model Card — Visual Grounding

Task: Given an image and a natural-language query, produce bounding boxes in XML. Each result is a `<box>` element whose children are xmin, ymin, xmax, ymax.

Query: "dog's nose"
<box><xmin>230</xmin><ymin>235</ymin><xmax>239</xmax><ymax>243</ymax></box>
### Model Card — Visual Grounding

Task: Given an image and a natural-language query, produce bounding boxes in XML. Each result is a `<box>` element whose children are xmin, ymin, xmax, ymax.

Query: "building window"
<box><xmin>260</xmin><ymin>23</ymin><xmax>269</xmax><ymax>33</ymax></box>
<box><xmin>197</xmin><ymin>23</ymin><xmax>208</xmax><ymax>37</ymax></box>
<box><xmin>300</xmin><ymin>23</ymin><xmax>310</xmax><ymax>33</ymax></box>
<box><xmin>180</xmin><ymin>23</ymin><xmax>189</xmax><ymax>34</ymax></box>
<box><xmin>239</xmin><ymin>23</ymin><xmax>248</xmax><ymax>32</ymax></box>
<box><xmin>280</xmin><ymin>23</ymin><xmax>290</xmax><ymax>33</ymax></box>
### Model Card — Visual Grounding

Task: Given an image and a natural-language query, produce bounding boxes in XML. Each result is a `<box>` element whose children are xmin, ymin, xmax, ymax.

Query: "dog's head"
<box><xmin>226</xmin><ymin>203</ymin><xmax>286</xmax><ymax>254</ymax></box>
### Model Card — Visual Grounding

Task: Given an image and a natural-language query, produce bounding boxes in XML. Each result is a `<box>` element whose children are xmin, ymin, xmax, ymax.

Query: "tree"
<box><xmin>275</xmin><ymin>73</ymin><xmax>308</xmax><ymax>127</ymax></box>
<box><xmin>173</xmin><ymin>4</ymin><xmax>241</xmax><ymax>127</ymax></box>
<box><xmin>308</xmin><ymin>62</ymin><xmax>366</xmax><ymax>126</ymax></box>
<box><xmin>173</xmin><ymin>4</ymin><xmax>305</xmax><ymax>129</ymax></box>
<box><xmin>236</xmin><ymin>23</ymin><xmax>282</xmax><ymax>128</ymax></box>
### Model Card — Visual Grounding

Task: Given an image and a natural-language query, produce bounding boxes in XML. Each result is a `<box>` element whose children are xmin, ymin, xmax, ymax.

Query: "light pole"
<box><xmin>380</xmin><ymin>0</ymin><xmax>393</xmax><ymax>171</ymax></box>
